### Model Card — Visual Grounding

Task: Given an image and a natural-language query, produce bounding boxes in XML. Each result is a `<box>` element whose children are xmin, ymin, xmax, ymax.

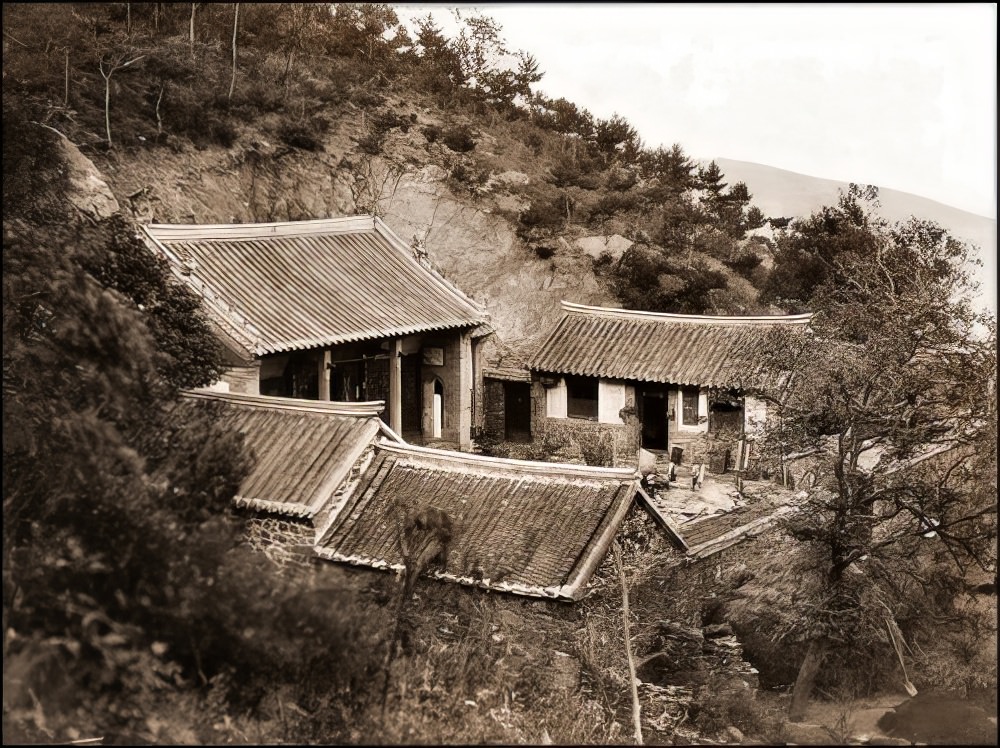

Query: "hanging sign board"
<box><xmin>423</xmin><ymin>347</ymin><xmax>444</xmax><ymax>366</ymax></box>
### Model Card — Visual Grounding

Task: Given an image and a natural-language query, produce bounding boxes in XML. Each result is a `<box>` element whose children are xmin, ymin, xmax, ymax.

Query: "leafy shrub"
<box><xmin>691</xmin><ymin>686</ymin><xmax>776</xmax><ymax>738</ymax></box>
<box><xmin>357</xmin><ymin>129</ymin><xmax>387</xmax><ymax>155</ymax></box>
<box><xmin>233</xmin><ymin>79</ymin><xmax>285</xmax><ymax>115</ymax></box>
<box><xmin>588</xmin><ymin>192</ymin><xmax>640</xmax><ymax>225</ymax></box>
<box><xmin>358</xmin><ymin>110</ymin><xmax>409</xmax><ymax>154</ymax></box>
<box><xmin>2</xmin><ymin>95</ymin><xmax>69</xmax><ymax>223</ymax></box>
<box><xmin>441</xmin><ymin>124</ymin><xmax>476</xmax><ymax>152</ymax></box>
<box><xmin>278</xmin><ymin>120</ymin><xmax>325</xmax><ymax>152</ymax></box>
<box><xmin>613</xmin><ymin>245</ymin><xmax>729</xmax><ymax>314</ymax></box>
<box><xmin>723</xmin><ymin>249</ymin><xmax>764</xmax><ymax>279</ymax></box>
<box><xmin>421</xmin><ymin>124</ymin><xmax>441</xmax><ymax>143</ymax></box>
<box><xmin>517</xmin><ymin>196</ymin><xmax>567</xmax><ymax>240</ymax></box>
<box><xmin>351</xmin><ymin>89</ymin><xmax>386</xmax><ymax>108</ymax></box>
<box><xmin>205</xmin><ymin>115</ymin><xmax>239</xmax><ymax>148</ymax></box>
<box><xmin>550</xmin><ymin>152</ymin><xmax>601</xmax><ymax>190</ymax></box>
<box><xmin>447</xmin><ymin>161</ymin><xmax>491</xmax><ymax>196</ymax></box>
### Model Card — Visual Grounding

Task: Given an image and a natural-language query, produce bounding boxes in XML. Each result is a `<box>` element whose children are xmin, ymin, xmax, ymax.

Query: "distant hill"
<box><xmin>711</xmin><ymin>158</ymin><xmax>997</xmax><ymax>314</ymax></box>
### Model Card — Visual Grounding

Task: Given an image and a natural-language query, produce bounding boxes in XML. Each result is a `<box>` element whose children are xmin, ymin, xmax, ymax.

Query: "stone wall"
<box><xmin>483</xmin><ymin>379</ymin><xmax>506</xmax><ymax>438</ymax></box>
<box><xmin>243</xmin><ymin>513</ymin><xmax>317</xmax><ymax>573</ymax></box>
<box><xmin>525</xmin><ymin>378</ymin><xmax>638</xmax><ymax>467</ymax></box>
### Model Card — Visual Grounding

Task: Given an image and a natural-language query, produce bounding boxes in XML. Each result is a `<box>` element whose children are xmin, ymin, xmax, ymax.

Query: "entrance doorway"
<box><xmin>432</xmin><ymin>378</ymin><xmax>444</xmax><ymax>439</ymax></box>
<box><xmin>504</xmin><ymin>381</ymin><xmax>531</xmax><ymax>442</ymax></box>
<box><xmin>640</xmin><ymin>389</ymin><xmax>668</xmax><ymax>450</ymax></box>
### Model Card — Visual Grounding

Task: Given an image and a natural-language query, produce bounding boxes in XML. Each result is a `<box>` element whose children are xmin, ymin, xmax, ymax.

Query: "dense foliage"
<box><xmin>741</xmin><ymin>186</ymin><xmax>997</xmax><ymax>715</ymax></box>
<box><xmin>1</xmin><ymin>101</ymin><xmax>378</xmax><ymax>742</ymax></box>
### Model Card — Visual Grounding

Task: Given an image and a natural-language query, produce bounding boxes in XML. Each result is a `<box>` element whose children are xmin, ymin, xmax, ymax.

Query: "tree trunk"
<box><xmin>189</xmin><ymin>3</ymin><xmax>196</xmax><ymax>58</ymax></box>
<box><xmin>64</xmin><ymin>49</ymin><xmax>70</xmax><ymax>107</ymax></box>
<box><xmin>155</xmin><ymin>84</ymin><xmax>164</xmax><ymax>135</ymax></box>
<box><xmin>103</xmin><ymin>69</ymin><xmax>113</xmax><ymax>148</ymax></box>
<box><xmin>613</xmin><ymin>540</ymin><xmax>643</xmax><ymax>745</ymax></box>
<box><xmin>788</xmin><ymin>638</ymin><xmax>828</xmax><ymax>721</ymax></box>
<box><xmin>228</xmin><ymin>3</ymin><xmax>239</xmax><ymax>103</ymax></box>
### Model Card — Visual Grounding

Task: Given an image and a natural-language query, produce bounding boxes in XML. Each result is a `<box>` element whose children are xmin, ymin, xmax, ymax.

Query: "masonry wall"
<box><xmin>222</xmin><ymin>363</ymin><xmax>261</xmax><ymax>395</ymax></box>
<box><xmin>419</xmin><ymin>330</ymin><xmax>471</xmax><ymax>448</ymax></box>
<box><xmin>243</xmin><ymin>513</ymin><xmax>317</xmax><ymax>573</ymax></box>
<box><xmin>483</xmin><ymin>379</ymin><xmax>506</xmax><ymax>439</ymax></box>
<box><xmin>529</xmin><ymin>379</ymin><xmax>640</xmax><ymax>467</ymax></box>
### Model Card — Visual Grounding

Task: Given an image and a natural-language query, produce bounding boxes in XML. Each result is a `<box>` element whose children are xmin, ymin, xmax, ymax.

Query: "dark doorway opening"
<box><xmin>401</xmin><ymin>356</ymin><xmax>422</xmax><ymax>435</ymax></box>
<box><xmin>504</xmin><ymin>381</ymin><xmax>532</xmax><ymax>442</ymax></box>
<box><xmin>640</xmin><ymin>389</ymin><xmax>668</xmax><ymax>450</ymax></box>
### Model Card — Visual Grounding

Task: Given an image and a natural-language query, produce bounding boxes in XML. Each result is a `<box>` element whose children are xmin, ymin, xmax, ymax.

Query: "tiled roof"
<box><xmin>484</xmin><ymin>336</ymin><xmax>542</xmax><ymax>381</ymax></box>
<box><xmin>316</xmin><ymin>441</ymin><xmax>639</xmax><ymax>600</ymax></box>
<box><xmin>527</xmin><ymin>301</ymin><xmax>813</xmax><ymax>389</ymax></box>
<box><xmin>177</xmin><ymin>390</ymin><xmax>398</xmax><ymax>518</ymax></box>
<box><xmin>681</xmin><ymin>502</ymin><xmax>796</xmax><ymax>559</ymax></box>
<box><xmin>143</xmin><ymin>217</ymin><xmax>488</xmax><ymax>357</ymax></box>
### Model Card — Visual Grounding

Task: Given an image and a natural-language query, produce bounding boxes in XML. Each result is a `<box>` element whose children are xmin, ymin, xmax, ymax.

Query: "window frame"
<box><xmin>566</xmin><ymin>375</ymin><xmax>599</xmax><ymax>421</ymax></box>
<box><xmin>677</xmin><ymin>386</ymin><xmax>706</xmax><ymax>431</ymax></box>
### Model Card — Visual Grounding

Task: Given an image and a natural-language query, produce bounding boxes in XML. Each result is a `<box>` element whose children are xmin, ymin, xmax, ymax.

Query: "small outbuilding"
<box><xmin>519</xmin><ymin>301</ymin><xmax>813</xmax><ymax>469</ymax></box>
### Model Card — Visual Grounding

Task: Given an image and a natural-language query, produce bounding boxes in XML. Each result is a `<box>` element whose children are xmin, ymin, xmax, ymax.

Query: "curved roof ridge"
<box><xmin>375</xmin><ymin>438</ymin><xmax>639</xmax><ymax>480</ymax></box>
<box><xmin>145</xmin><ymin>215</ymin><xmax>377</xmax><ymax>241</ymax></box>
<box><xmin>141</xmin><ymin>218</ymin><xmax>488</xmax><ymax>355</ymax></box>
<box><xmin>560</xmin><ymin>300</ymin><xmax>813</xmax><ymax>325</ymax></box>
<box><xmin>182</xmin><ymin>389</ymin><xmax>386</xmax><ymax>417</ymax></box>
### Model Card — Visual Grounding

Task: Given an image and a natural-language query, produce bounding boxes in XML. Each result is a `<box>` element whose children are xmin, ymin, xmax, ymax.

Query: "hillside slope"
<box><xmin>93</xmin><ymin>110</ymin><xmax>621</xmax><ymax>349</ymax></box>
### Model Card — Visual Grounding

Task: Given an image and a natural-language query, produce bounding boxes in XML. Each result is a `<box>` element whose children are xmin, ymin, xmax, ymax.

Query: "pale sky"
<box><xmin>396</xmin><ymin>3</ymin><xmax>997</xmax><ymax>219</ymax></box>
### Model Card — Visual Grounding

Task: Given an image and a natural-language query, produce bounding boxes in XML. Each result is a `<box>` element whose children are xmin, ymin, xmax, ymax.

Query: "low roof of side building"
<box><xmin>527</xmin><ymin>301</ymin><xmax>813</xmax><ymax>389</ymax></box>
<box><xmin>316</xmin><ymin>440</ymin><xmax>640</xmax><ymax>601</ymax></box>
<box><xmin>143</xmin><ymin>216</ymin><xmax>489</xmax><ymax>359</ymax></box>
<box><xmin>176</xmin><ymin>390</ymin><xmax>399</xmax><ymax>519</ymax></box>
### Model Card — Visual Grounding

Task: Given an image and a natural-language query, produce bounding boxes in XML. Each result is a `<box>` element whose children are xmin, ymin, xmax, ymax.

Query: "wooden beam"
<box><xmin>635</xmin><ymin>485</ymin><xmax>688</xmax><ymax>550</ymax></box>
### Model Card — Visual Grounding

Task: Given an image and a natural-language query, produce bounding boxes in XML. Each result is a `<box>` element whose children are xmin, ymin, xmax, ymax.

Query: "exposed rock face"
<box><xmin>91</xmin><ymin>129</ymin><xmax>619</xmax><ymax>346</ymax></box>
<box><xmin>101</xmin><ymin>139</ymin><xmax>356</xmax><ymax>225</ymax></box>
<box><xmin>574</xmin><ymin>234</ymin><xmax>633</xmax><ymax>262</ymax></box>
<box><xmin>372</xmin><ymin>157</ymin><xmax>617</xmax><ymax>344</ymax></box>
<box><xmin>57</xmin><ymin>134</ymin><xmax>120</xmax><ymax>220</ymax></box>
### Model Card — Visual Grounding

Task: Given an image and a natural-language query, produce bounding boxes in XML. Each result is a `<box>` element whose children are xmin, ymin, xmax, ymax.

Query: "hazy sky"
<box><xmin>397</xmin><ymin>3</ymin><xmax>997</xmax><ymax>219</ymax></box>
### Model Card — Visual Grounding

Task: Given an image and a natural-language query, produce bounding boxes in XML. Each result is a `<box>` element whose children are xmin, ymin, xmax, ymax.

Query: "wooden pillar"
<box><xmin>389</xmin><ymin>338</ymin><xmax>402</xmax><ymax>435</ymax></box>
<box><xmin>318</xmin><ymin>349</ymin><xmax>331</xmax><ymax>401</ymax></box>
<box><xmin>458</xmin><ymin>330</ymin><xmax>473</xmax><ymax>451</ymax></box>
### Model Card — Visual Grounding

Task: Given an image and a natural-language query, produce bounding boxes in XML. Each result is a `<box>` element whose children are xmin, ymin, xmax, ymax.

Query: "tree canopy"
<box><xmin>741</xmin><ymin>186</ymin><xmax>997</xmax><ymax>717</ymax></box>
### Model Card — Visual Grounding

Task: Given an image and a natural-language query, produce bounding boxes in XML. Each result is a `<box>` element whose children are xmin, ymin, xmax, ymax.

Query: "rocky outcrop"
<box><xmin>91</xmin><ymin>124</ymin><xmax>619</xmax><ymax>346</ymax></box>
<box><xmin>55</xmin><ymin>132</ymin><xmax>119</xmax><ymax>220</ymax></box>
